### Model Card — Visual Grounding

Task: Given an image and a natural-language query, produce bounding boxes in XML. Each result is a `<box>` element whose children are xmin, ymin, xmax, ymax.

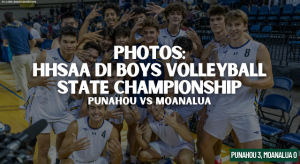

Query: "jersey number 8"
<box><xmin>244</xmin><ymin>49</ymin><xmax>251</xmax><ymax>57</ymax></box>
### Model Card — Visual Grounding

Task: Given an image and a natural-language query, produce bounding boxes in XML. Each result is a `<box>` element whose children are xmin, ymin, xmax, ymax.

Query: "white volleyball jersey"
<box><xmin>214</xmin><ymin>40</ymin><xmax>261</xmax><ymax>116</ymax></box>
<box><xmin>102</xmin><ymin>87</ymin><xmax>124</xmax><ymax>110</ymax></box>
<box><xmin>135</xmin><ymin>31</ymin><xmax>143</xmax><ymax>40</ymax></box>
<box><xmin>25</xmin><ymin>86</ymin><xmax>36</xmax><ymax>123</ymax></box>
<box><xmin>31</xmin><ymin>49</ymin><xmax>83</xmax><ymax>122</ymax></box>
<box><xmin>204</xmin><ymin>39</ymin><xmax>222</xmax><ymax>113</ymax></box>
<box><xmin>158</xmin><ymin>28</ymin><xmax>186</xmax><ymax>65</ymax></box>
<box><xmin>148</xmin><ymin>109</ymin><xmax>189</xmax><ymax>148</ymax></box>
<box><xmin>170</xmin><ymin>57</ymin><xmax>205</xmax><ymax>113</ymax></box>
<box><xmin>70</xmin><ymin>117</ymin><xmax>113</xmax><ymax>163</ymax></box>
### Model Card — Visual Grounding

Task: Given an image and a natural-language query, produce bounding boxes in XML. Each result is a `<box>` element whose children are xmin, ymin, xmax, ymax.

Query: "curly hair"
<box><xmin>113</xmin><ymin>25</ymin><xmax>131</xmax><ymax>39</ymax></box>
<box><xmin>132</xmin><ymin>6</ymin><xmax>148</xmax><ymax>17</ymax></box>
<box><xmin>207</xmin><ymin>4</ymin><xmax>230</xmax><ymax>18</ymax></box>
<box><xmin>163</xmin><ymin>2</ymin><xmax>187</xmax><ymax>21</ymax></box>
<box><xmin>102</xmin><ymin>2</ymin><xmax>121</xmax><ymax>18</ymax></box>
<box><xmin>141</xmin><ymin>16</ymin><xmax>160</xmax><ymax>31</ymax></box>
<box><xmin>83</xmin><ymin>41</ymin><xmax>101</xmax><ymax>55</ymax></box>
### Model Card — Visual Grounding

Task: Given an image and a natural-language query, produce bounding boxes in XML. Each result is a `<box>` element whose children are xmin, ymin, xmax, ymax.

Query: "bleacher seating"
<box><xmin>248</xmin><ymin>16</ymin><xmax>256</xmax><ymax>25</ymax></box>
<box><xmin>295</xmin><ymin>4</ymin><xmax>300</xmax><ymax>15</ymax></box>
<box><xmin>282</xmin><ymin>4</ymin><xmax>294</xmax><ymax>16</ymax></box>
<box><xmin>267</xmin><ymin>16</ymin><xmax>278</xmax><ymax>26</ymax></box>
<box><xmin>257</xmin><ymin>16</ymin><xmax>266</xmax><ymax>25</ymax></box>
<box><xmin>279</xmin><ymin>16</ymin><xmax>291</xmax><ymax>25</ymax></box>
<box><xmin>291</xmin><ymin>16</ymin><xmax>300</xmax><ymax>25</ymax></box>
<box><xmin>249</xmin><ymin>6</ymin><xmax>259</xmax><ymax>16</ymax></box>
<box><xmin>240</xmin><ymin>6</ymin><xmax>249</xmax><ymax>15</ymax></box>
<box><xmin>259</xmin><ymin>5</ymin><xmax>269</xmax><ymax>16</ymax></box>
<box><xmin>269</xmin><ymin>5</ymin><xmax>281</xmax><ymax>17</ymax></box>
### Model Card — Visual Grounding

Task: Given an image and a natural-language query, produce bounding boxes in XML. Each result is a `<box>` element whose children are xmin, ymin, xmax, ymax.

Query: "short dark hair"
<box><xmin>4</xmin><ymin>12</ymin><xmax>14</xmax><ymax>23</ymax></box>
<box><xmin>87</xmin><ymin>94</ymin><xmax>107</xmax><ymax>109</ymax></box>
<box><xmin>102</xmin><ymin>2</ymin><xmax>121</xmax><ymax>18</ymax></box>
<box><xmin>83</xmin><ymin>41</ymin><xmax>101</xmax><ymax>55</ymax></box>
<box><xmin>61</xmin><ymin>12</ymin><xmax>75</xmax><ymax>22</ymax></box>
<box><xmin>99</xmin><ymin>26</ymin><xmax>114</xmax><ymax>38</ymax></box>
<box><xmin>59</xmin><ymin>25</ymin><xmax>78</xmax><ymax>40</ymax></box>
<box><xmin>113</xmin><ymin>25</ymin><xmax>131</xmax><ymax>40</ymax></box>
<box><xmin>207</xmin><ymin>4</ymin><xmax>230</xmax><ymax>18</ymax></box>
<box><xmin>132</xmin><ymin>6</ymin><xmax>148</xmax><ymax>17</ymax></box>
<box><xmin>173</xmin><ymin>36</ymin><xmax>193</xmax><ymax>52</ymax></box>
<box><xmin>163</xmin><ymin>3</ymin><xmax>187</xmax><ymax>21</ymax></box>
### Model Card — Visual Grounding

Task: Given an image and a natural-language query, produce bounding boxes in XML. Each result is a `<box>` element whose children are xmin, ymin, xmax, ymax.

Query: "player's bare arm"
<box><xmin>135</xmin><ymin>118</ymin><xmax>153</xmax><ymax>150</ymax></box>
<box><xmin>160</xmin><ymin>111</ymin><xmax>193</xmax><ymax>142</ymax></box>
<box><xmin>121</xmin><ymin>94</ymin><xmax>140</xmax><ymax>125</ymax></box>
<box><xmin>29</xmin><ymin>38</ymin><xmax>36</xmax><ymax>51</ymax></box>
<box><xmin>58</xmin><ymin>120</ymin><xmax>91</xmax><ymax>160</ymax></box>
<box><xmin>231</xmin><ymin>44</ymin><xmax>274</xmax><ymax>89</ymax></box>
<box><xmin>78</xmin><ymin>4</ymin><xmax>101</xmax><ymax>42</ymax></box>
<box><xmin>113</xmin><ymin>9</ymin><xmax>135</xmax><ymax>29</ymax></box>
<box><xmin>28</xmin><ymin>51</ymin><xmax>57</xmax><ymax>89</ymax></box>
<box><xmin>107</xmin><ymin>127</ymin><xmax>123</xmax><ymax>164</ymax></box>
<box><xmin>51</xmin><ymin>38</ymin><xmax>60</xmax><ymax>49</ymax></box>
<box><xmin>129</xmin><ymin>19</ymin><xmax>143</xmax><ymax>46</ymax></box>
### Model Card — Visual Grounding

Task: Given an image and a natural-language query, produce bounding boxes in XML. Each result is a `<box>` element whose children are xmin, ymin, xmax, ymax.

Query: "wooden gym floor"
<box><xmin>0</xmin><ymin>62</ymin><xmax>272</xmax><ymax>164</ymax></box>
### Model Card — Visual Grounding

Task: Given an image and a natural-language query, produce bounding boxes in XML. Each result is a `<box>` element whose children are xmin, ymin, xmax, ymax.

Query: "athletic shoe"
<box><xmin>215</xmin><ymin>159</ymin><xmax>222</xmax><ymax>164</ymax></box>
<box><xmin>16</xmin><ymin>89</ymin><xmax>21</xmax><ymax>92</ymax></box>
<box><xmin>19</xmin><ymin>105</ymin><xmax>25</xmax><ymax>110</ymax></box>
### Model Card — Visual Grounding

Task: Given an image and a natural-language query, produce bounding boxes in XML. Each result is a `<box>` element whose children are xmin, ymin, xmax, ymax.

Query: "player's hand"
<box><xmin>108</xmin><ymin>138</ymin><xmax>122</xmax><ymax>158</ymax></box>
<box><xmin>146</xmin><ymin>2</ymin><xmax>165</xmax><ymax>18</ymax></box>
<box><xmin>86</xmin><ymin>3</ymin><xmax>101</xmax><ymax>20</ymax></box>
<box><xmin>35</xmin><ymin>75</ymin><xmax>57</xmax><ymax>90</ymax></box>
<box><xmin>186</xmin><ymin>28</ymin><xmax>201</xmax><ymax>46</ymax></box>
<box><xmin>159</xmin><ymin>110</ymin><xmax>178</xmax><ymax>128</ymax></box>
<box><xmin>229</xmin><ymin>72</ymin><xmax>251</xmax><ymax>87</ymax></box>
<box><xmin>198</xmin><ymin>106</ymin><xmax>208</xmax><ymax>126</ymax></box>
<box><xmin>201</xmin><ymin>41</ymin><xmax>218</xmax><ymax>59</ymax></box>
<box><xmin>82</xmin><ymin>30</ymin><xmax>103</xmax><ymax>43</ymax></box>
<box><xmin>123</xmin><ymin>56</ymin><xmax>139</xmax><ymax>66</ymax></box>
<box><xmin>219</xmin><ymin>37</ymin><xmax>230</xmax><ymax>48</ymax></box>
<box><xmin>101</xmin><ymin>50</ymin><xmax>114</xmax><ymax>64</ymax></box>
<box><xmin>120</xmin><ymin>9</ymin><xmax>135</xmax><ymax>23</ymax></box>
<box><xmin>135</xmin><ymin>123</ymin><xmax>146</xmax><ymax>139</ymax></box>
<box><xmin>39</xmin><ymin>38</ymin><xmax>46</xmax><ymax>42</ymax></box>
<box><xmin>131</xmin><ymin>18</ymin><xmax>143</xmax><ymax>33</ymax></box>
<box><xmin>70</xmin><ymin>133</ymin><xmax>91</xmax><ymax>151</ymax></box>
<box><xmin>104</xmin><ymin>108</ymin><xmax>123</xmax><ymax>119</ymax></box>
<box><xmin>74</xmin><ymin>50</ymin><xmax>90</xmax><ymax>62</ymax></box>
<box><xmin>129</xmin><ymin>104</ymin><xmax>140</xmax><ymax>122</ymax></box>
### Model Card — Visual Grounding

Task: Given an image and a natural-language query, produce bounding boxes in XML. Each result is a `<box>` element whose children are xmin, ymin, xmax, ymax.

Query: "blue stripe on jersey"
<box><xmin>87</xmin><ymin>117</ymin><xmax>105</xmax><ymax>130</ymax></box>
<box><xmin>229</xmin><ymin>40</ymin><xmax>250</xmax><ymax>49</ymax></box>
<box><xmin>127</xmin><ymin>43</ymin><xmax>165</xmax><ymax>108</ymax></box>
<box><xmin>57</xmin><ymin>49</ymin><xmax>75</xmax><ymax>63</ymax></box>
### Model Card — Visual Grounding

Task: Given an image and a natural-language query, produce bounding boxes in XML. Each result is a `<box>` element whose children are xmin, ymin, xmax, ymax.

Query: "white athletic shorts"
<box><xmin>173</xmin><ymin>106</ymin><xmax>202</xmax><ymax>123</ymax></box>
<box><xmin>132</xmin><ymin>105</ymin><xmax>148</xmax><ymax>124</ymax></box>
<box><xmin>109</xmin><ymin>115</ymin><xmax>124</xmax><ymax>124</ymax></box>
<box><xmin>69</xmin><ymin>156</ymin><xmax>110</xmax><ymax>164</ymax></box>
<box><xmin>31</xmin><ymin>113</ymin><xmax>75</xmax><ymax>134</ymax></box>
<box><xmin>204</xmin><ymin>112</ymin><xmax>262</xmax><ymax>143</ymax></box>
<box><xmin>150</xmin><ymin>140</ymin><xmax>194</xmax><ymax>158</ymax></box>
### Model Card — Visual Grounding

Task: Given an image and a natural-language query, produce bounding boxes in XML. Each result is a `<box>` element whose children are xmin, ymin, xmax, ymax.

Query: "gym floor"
<box><xmin>0</xmin><ymin>61</ymin><xmax>295</xmax><ymax>164</ymax></box>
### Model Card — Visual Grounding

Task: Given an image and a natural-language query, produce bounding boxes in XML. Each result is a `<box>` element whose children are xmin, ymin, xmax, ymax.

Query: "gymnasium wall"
<box><xmin>0</xmin><ymin>0</ymin><xmax>99</xmax><ymax>21</ymax></box>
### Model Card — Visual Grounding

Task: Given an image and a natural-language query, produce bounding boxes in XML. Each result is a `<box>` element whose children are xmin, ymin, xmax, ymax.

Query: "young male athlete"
<box><xmin>136</xmin><ymin>94</ymin><xmax>194</xmax><ymax>164</ymax></box>
<box><xmin>146</xmin><ymin>2</ymin><xmax>201</xmax><ymax>62</ymax></box>
<box><xmin>128</xmin><ymin>16</ymin><xmax>166</xmax><ymax>164</ymax></box>
<box><xmin>28</xmin><ymin>26</ymin><xmax>83</xmax><ymax>164</ymax></box>
<box><xmin>81</xmin><ymin>62</ymin><xmax>140</xmax><ymax>141</ymax></box>
<box><xmin>51</xmin><ymin>12</ymin><xmax>78</xmax><ymax>49</ymax></box>
<box><xmin>68</xmin><ymin>41</ymin><xmax>100</xmax><ymax>119</ymax></box>
<box><xmin>131</xmin><ymin>7</ymin><xmax>148</xmax><ymax>40</ymax></box>
<box><xmin>200</xmin><ymin>10</ymin><xmax>274</xmax><ymax>164</ymax></box>
<box><xmin>197</xmin><ymin>5</ymin><xmax>255</xmax><ymax>164</ymax></box>
<box><xmin>58</xmin><ymin>94</ymin><xmax>123</xmax><ymax>164</ymax></box>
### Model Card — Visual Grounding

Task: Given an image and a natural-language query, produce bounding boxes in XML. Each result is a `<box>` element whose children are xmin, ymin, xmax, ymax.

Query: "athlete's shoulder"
<box><xmin>249</xmin><ymin>40</ymin><xmax>261</xmax><ymax>47</ymax></box>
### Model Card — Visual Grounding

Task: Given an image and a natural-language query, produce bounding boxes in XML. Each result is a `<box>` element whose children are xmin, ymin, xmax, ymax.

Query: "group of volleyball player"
<box><xmin>24</xmin><ymin>1</ymin><xmax>274</xmax><ymax>164</ymax></box>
